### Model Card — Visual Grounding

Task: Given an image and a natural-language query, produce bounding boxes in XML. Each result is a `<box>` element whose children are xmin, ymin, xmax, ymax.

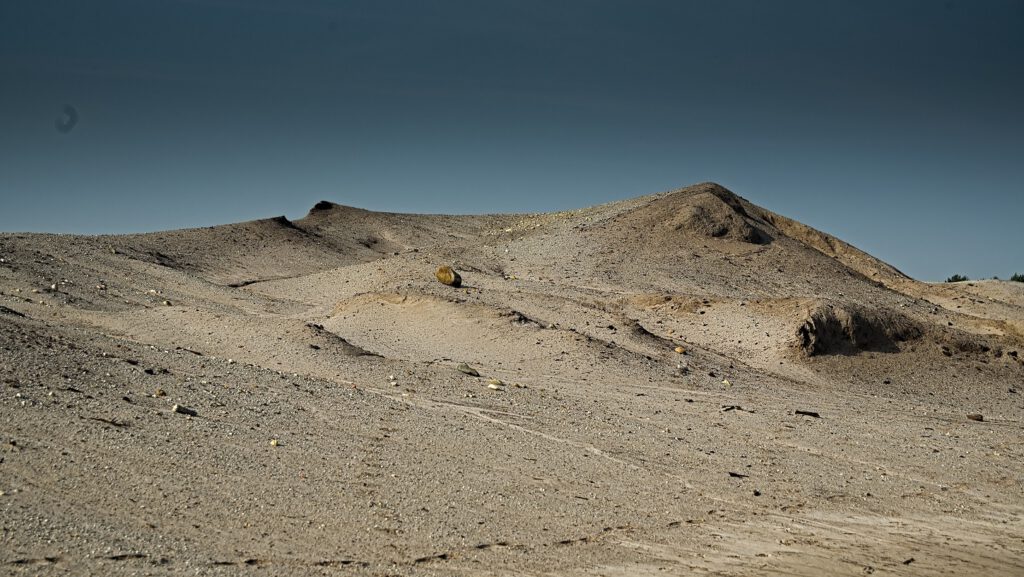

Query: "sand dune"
<box><xmin>1</xmin><ymin>183</ymin><xmax>1021</xmax><ymax>575</ymax></box>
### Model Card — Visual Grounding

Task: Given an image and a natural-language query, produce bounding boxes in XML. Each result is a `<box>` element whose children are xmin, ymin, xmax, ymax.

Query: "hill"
<box><xmin>1</xmin><ymin>183</ymin><xmax>1021</xmax><ymax>576</ymax></box>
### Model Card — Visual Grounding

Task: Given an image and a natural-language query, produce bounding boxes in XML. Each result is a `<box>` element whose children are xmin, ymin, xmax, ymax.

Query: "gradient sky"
<box><xmin>2</xmin><ymin>0</ymin><xmax>1022</xmax><ymax>281</ymax></box>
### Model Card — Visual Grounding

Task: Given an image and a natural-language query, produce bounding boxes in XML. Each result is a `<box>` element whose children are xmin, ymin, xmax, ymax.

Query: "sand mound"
<box><xmin>795</xmin><ymin>302</ymin><xmax>922</xmax><ymax>356</ymax></box>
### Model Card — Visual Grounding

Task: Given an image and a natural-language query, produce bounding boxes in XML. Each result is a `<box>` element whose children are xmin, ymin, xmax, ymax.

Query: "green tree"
<box><xmin>946</xmin><ymin>274</ymin><xmax>969</xmax><ymax>283</ymax></box>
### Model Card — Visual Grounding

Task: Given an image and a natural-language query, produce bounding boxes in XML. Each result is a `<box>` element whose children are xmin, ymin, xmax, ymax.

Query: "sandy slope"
<box><xmin>1</xmin><ymin>182</ymin><xmax>1022</xmax><ymax>576</ymax></box>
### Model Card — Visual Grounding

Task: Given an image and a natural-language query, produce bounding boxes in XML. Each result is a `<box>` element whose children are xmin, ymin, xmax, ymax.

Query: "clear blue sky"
<box><xmin>1</xmin><ymin>0</ymin><xmax>1021</xmax><ymax>281</ymax></box>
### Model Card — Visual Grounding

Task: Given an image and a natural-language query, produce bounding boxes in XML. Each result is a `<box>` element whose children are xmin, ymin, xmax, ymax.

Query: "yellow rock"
<box><xmin>435</xmin><ymin>266</ymin><xmax>462</xmax><ymax>287</ymax></box>
<box><xmin>674</xmin><ymin>346</ymin><xmax>685</xmax><ymax>354</ymax></box>
<box><xmin>270</xmin><ymin>439</ymin><xmax>280</xmax><ymax>447</ymax></box>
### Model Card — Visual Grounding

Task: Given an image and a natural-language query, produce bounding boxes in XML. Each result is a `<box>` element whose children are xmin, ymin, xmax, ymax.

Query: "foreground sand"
<box><xmin>1</xmin><ymin>183</ymin><xmax>1022</xmax><ymax>575</ymax></box>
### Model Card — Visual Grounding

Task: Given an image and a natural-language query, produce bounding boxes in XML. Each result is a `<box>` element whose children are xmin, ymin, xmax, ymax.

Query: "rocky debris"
<box><xmin>172</xmin><ymin>404</ymin><xmax>197</xmax><ymax>417</ymax></box>
<box><xmin>795</xmin><ymin>410</ymin><xmax>821</xmax><ymax>418</ymax></box>
<box><xmin>796</xmin><ymin>302</ymin><xmax>922</xmax><ymax>356</ymax></box>
<box><xmin>966</xmin><ymin>413</ymin><xmax>984</xmax><ymax>422</ymax></box>
<box><xmin>674</xmin><ymin>346</ymin><xmax>685</xmax><ymax>354</ymax></box>
<box><xmin>457</xmin><ymin>363</ymin><xmax>480</xmax><ymax>377</ymax></box>
<box><xmin>486</xmin><ymin>378</ymin><xmax>504</xmax><ymax>386</ymax></box>
<box><xmin>435</xmin><ymin>266</ymin><xmax>462</xmax><ymax>287</ymax></box>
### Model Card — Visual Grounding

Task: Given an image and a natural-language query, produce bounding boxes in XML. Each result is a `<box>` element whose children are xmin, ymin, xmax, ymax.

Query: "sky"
<box><xmin>1</xmin><ymin>0</ymin><xmax>1021</xmax><ymax>281</ymax></box>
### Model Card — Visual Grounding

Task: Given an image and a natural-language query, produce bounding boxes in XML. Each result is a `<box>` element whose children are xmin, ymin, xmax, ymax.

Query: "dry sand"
<box><xmin>1</xmin><ymin>182</ymin><xmax>1022</xmax><ymax>575</ymax></box>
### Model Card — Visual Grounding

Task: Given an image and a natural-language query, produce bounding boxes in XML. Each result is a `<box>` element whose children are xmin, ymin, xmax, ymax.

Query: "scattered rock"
<box><xmin>966</xmin><ymin>413</ymin><xmax>984</xmax><ymax>422</ymax></box>
<box><xmin>487</xmin><ymin>383</ymin><xmax>502</xmax><ymax>390</ymax></box>
<box><xmin>728</xmin><ymin>472</ymin><xmax>749</xmax><ymax>479</ymax></box>
<box><xmin>722</xmin><ymin>405</ymin><xmax>754</xmax><ymax>413</ymax></box>
<box><xmin>270</xmin><ymin>439</ymin><xmax>280</xmax><ymax>447</ymax></box>
<box><xmin>457</xmin><ymin>363</ymin><xmax>480</xmax><ymax>377</ymax></box>
<box><xmin>162</xmin><ymin>300</ymin><xmax>172</xmax><ymax>306</ymax></box>
<box><xmin>172</xmin><ymin>404</ymin><xmax>197</xmax><ymax>417</ymax></box>
<box><xmin>435</xmin><ymin>266</ymin><xmax>462</xmax><ymax>287</ymax></box>
<box><xmin>795</xmin><ymin>410</ymin><xmax>821</xmax><ymax>418</ymax></box>
<box><xmin>486</xmin><ymin>378</ymin><xmax>503</xmax><ymax>386</ymax></box>
<box><xmin>153</xmin><ymin>388</ymin><xmax>166</xmax><ymax>397</ymax></box>
<box><xmin>674</xmin><ymin>346</ymin><xmax>685</xmax><ymax>354</ymax></box>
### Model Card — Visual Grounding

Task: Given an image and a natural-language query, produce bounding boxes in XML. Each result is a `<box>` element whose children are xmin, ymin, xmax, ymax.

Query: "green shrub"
<box><xmin>946</xmin><ymin>274</ymin><xmax>969</xmax><ymax>283</ymax></box>
<box><xmin>1011</xmin><ymin>273</ymin><xmax>1024</xmax><ymax>283</ymax></box>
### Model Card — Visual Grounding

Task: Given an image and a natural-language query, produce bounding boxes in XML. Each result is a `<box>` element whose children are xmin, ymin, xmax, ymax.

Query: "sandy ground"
<box><xmin>1</xmin><ymin>183</ymin><xmax>1022</xmax><ymax>576</ymax></box>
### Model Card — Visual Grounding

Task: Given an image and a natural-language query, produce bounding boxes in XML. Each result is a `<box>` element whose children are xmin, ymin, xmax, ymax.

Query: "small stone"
<box><xmin>153</xmin><ymin>388</ymin><xmax>167</xmax><ymax>397</ymax></box>
<box><xmin>674</xmin><ymin>346</ymin><xmax>685</xmax><ymax>354</ymax></box>
<box><xmin>722</xmin><ymin>379</ymin><xmax>731</xmax><ymax>386</ymax></box>
<box><xmin>172</xmin><ymin>404</ymin><xmax>197</xmax><ymax>416</ymax></box>
<box><xmin>966</xmin><ymin>413</ymin><xmax>984</xmax><ymax>422</ymax></box>
<box><xmin>487</xmin><ymin>383</ymin><xmax>502</xmax><ymax>390</ymax></box>
<box><xmin>435</xmin><ymin>266</ymin><xmax>462</xmax><ymax>287</ymax></box>
<box><xmin>270</xmin><ymin>439</ymin><xmax>280</xmax><ymax>447</ymax></box>
<box><xmin>457</xmin><ymin>363</ymin><xmax>480</xmax><ymax>377</ymax></box>
<box><xmin>486</xmin><ymin>378</ymin><xmax>503</xmax><ymax>386</ymax></box>
<box><xmin>162</xmin><ymin>300</ymin><xmax>172</xmax><ymax>306</ymax></box>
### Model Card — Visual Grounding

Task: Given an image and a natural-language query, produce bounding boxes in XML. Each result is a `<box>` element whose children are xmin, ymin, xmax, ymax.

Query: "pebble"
<box><xmin>270</xmin><ymin>439</ymin><xmax>280</xmax><ymax>447</ymax></box>
<box><xmin>172</xmin><ymin>404</ymin><xmax>197</xmax><ymax>416</ymax></box>
<box><xmin>457</xmin><ymin>363</ymin><xmax>480</xmax><ymax>377</ymax></box>
<box><xmin>674</xmin><ymin>346</ymin><xmax>685</xmax><ymax>354</ymax></box>
<box><xmin>487</xmin><ymin>383</ymin><xmax>502</xmax><ymax>390</ymax></box>
<box><xmin>966</xmin><ymin>413</ymin><xmax>984</xmax><ymax>422</ymax></box>
<box><xmin>435</xmin><ymin>266</ymin><xmax>462</xmax><ymax>287</ymax></box>
<box><xmin>486</xmin><ymin>378</ymin><xmax>503</xmax><ymax>386</ymax></box>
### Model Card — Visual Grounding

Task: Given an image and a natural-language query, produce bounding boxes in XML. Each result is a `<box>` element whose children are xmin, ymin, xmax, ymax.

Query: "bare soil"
<box><xmin>2</xmin><ymin>183</ymin><xmax>1022</xmax><ymax>576</ymax></box>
